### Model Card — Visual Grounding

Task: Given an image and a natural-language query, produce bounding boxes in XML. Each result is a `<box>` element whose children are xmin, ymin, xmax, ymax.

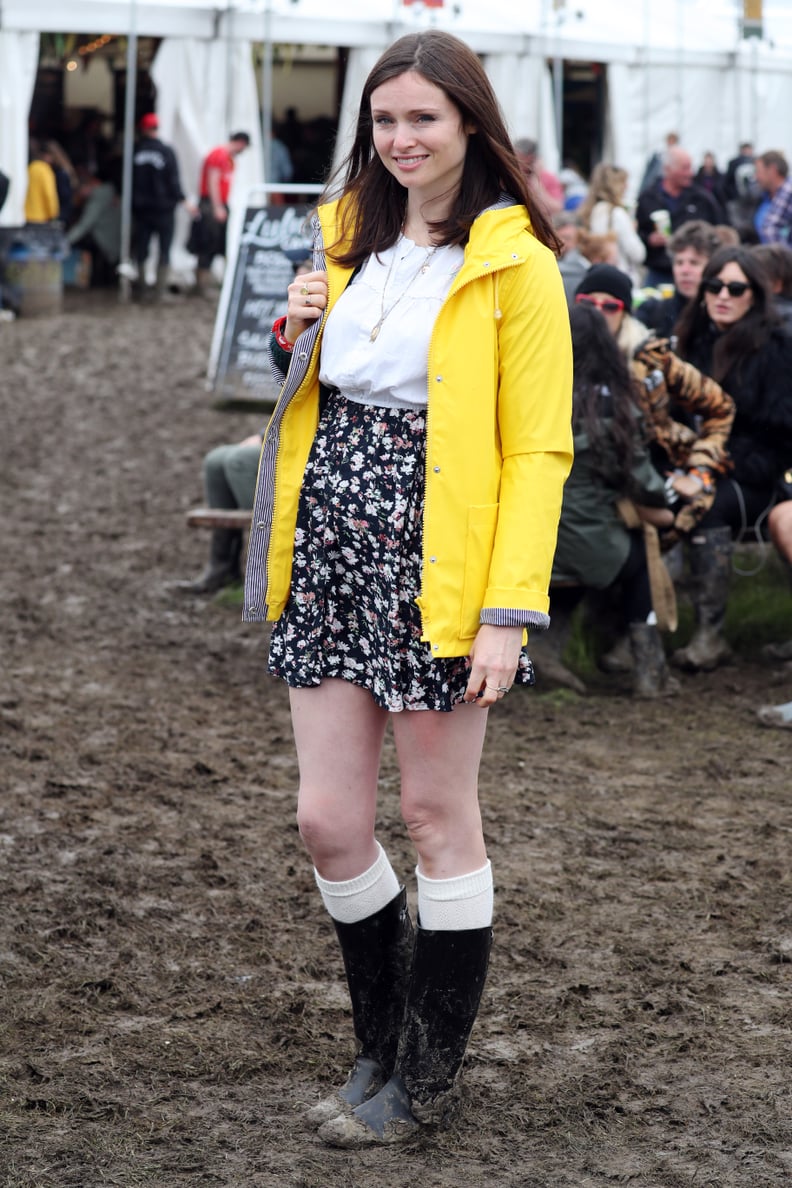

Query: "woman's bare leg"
<box><xmin>391</xmin><ymin>704</ymin><xmax>489</xmax><ymax>879</ymax></box>
<box><xmin>290</xmin><ymin>679</ymin><xmax>389</xmax><ymax>880</ymax></box>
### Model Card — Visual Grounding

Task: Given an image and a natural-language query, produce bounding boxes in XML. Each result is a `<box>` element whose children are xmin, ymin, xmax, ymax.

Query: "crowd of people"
<box><xmin>527</xmin><ymin>136</ymin><xmax>792</xmax><ymax>725</ymax></box>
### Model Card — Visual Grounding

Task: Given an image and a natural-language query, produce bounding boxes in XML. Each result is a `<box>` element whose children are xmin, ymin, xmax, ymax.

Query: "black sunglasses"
<box><xmin>702</xmin><ymin>278</ymin><xmax>752</xmax><ymax>298</ymax></box>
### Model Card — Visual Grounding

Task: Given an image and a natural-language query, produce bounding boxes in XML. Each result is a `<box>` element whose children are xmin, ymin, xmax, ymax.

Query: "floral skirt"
<box><xmin>268</xmin><ymin>393</ymin><xmax>534</xmax><ymax>712</ymax></box>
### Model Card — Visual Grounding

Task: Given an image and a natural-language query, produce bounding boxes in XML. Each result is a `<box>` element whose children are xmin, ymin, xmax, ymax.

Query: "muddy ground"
<box><xmin>2</xmin><ymin>290</ymin><xmax>792</xmax><ymax>1188</ymax></box>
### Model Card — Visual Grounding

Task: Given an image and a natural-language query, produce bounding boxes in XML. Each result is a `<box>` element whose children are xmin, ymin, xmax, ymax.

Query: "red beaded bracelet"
<box><xmin>272</xmin><ymin>315</ymin><xmax>294</xmax><ymax>352</ymax></box>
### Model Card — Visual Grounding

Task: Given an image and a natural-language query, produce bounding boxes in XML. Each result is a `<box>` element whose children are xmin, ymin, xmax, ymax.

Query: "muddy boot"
<box><xmin>762</xmin><ymin>639</ymin><xmax>792</xmax><ymax>662</ymax></box>
<box><xmin>530</xmin><ymin>605</ymin><xmax>586</xmax><ymax>693</ymax></box>
<box><xmin>599</xmin><ymin>630</ymin><xmax>633</xmax><ymax>674</ymax></box>
<box><xmin>155</xmin><ymin>264</ymin><xmax>178</xmax><ymax>303</ymax></box>
<box><xmin>306</xmin><ymin>887</ymin><xmax>414</xmax><ymax>1126</ymax></box>
<box><xmin>172</xmin><ymin>528</ymin><xmax>242</xmax><ymax>594</ymax></box>
<box><xmin>672</xmin><ymin>526</ymin><xmax>733</xmax><ymax>672</ymax></box>
<box><xmin>318</xmin><ymin>925</ymin><xmax>492</xmax><ymax>1148</ymax></box>
<box><xmin>629</xmin><ymin>622</ymin><xmax>680</xmax><ymax>699</ymax></box>
<box><xmin>192</xmin><ymin>268</ymin><xmax>215</xmax><ymax>299</ymax></box>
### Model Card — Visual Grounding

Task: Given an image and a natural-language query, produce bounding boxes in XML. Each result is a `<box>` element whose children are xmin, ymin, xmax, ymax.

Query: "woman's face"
<box><xmin>672</xmin><ymin>247</ymin><xmax>708</xmax><ymax>299</ymax></box>
<box><xmin>576</xmin><ymin>291</ymin><xmax>625</xmax><ymax>336</ymax></box>
<box><xmin>703</xmin><ymin>261</ymin><xmax>755</xmax><ymax>330</ymax></box>
<box><xmin>370</xmin><ymin>71</ymin><xmax>472</xmax><ymax>207</ymax></box>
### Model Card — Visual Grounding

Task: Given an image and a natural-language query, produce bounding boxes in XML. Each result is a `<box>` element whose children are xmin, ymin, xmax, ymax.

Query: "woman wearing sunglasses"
<box><xmin>671</xmin><ymin>245</ymin><xmax>792</xmax><ymax>671</ymax></box>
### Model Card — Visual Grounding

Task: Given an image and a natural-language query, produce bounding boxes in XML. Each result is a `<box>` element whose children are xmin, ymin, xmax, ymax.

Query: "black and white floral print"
<box><xmin>268</xmin><ymin>392</ymin><xmax>534</xmax><ymax>711</ymax></box>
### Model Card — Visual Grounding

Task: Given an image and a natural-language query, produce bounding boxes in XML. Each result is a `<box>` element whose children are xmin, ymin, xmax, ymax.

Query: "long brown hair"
<box><xmin>323</xmin><ymin>31</ymin><xmax>561</xmax><ymax>265</ymax></box>
<box><xmin>577</xmin><ymin>163</ymin><xmax>626</xmax><ymax>229</ymax></box>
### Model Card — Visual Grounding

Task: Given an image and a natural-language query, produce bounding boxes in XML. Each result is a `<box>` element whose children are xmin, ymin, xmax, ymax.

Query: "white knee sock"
<box><xmin>416</xmin><ymin>860</ymin><xmax>493</xmax><ymax>931</ymax></box>
<box><xmin>314</xmin><ymin>841</ymin><xmax>400</xmax><ymax>924</ymax></box>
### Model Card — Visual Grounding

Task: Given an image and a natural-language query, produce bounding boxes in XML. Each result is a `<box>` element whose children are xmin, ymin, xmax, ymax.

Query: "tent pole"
<box><xmin>261</xmin><ymin>0</ymin><xmax>273</xmax><ymax>184</ymax></box>
<box><xmin>119</xmin><ymin>0</ymin><xmax>138</xmax><ymax>304</ymax></box>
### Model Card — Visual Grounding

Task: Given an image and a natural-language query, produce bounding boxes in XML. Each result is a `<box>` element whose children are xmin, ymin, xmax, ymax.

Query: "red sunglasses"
<box><xmin>575</xmin><ymin>293</ymin><xmax>625</xmax><ymax>314</ymax></box>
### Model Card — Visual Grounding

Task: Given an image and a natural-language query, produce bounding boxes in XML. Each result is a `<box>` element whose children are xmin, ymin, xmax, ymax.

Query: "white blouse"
<box><xmin>319</xmin><ymin>235</ymin><xmax>464</xmax><ymax>409</ymax></box>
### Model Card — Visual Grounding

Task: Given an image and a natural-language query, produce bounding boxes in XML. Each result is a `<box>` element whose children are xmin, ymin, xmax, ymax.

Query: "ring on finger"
<box><xmin>305</xmin><ymin>295</ymin><xmax>311</xmax><ymax>306</ymax></box>
<box><xmin>300</xmin><ymin>284</ymin><xmax>309</xmax><ymax>295</ymax></box>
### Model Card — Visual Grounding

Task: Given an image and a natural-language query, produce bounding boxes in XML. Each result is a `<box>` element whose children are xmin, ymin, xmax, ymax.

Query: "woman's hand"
<box><xmin>463</xmin><ymin>624</ymin><xmax>524</xmax><ymax>707</ymax></box>
<box><xmin>284</xmin><ymin>269</ymin><xmax>328</xmax><ymax>345</ymax></box>
<box><xmin>671</xmin><ymin>473</ymin><xmax>704</xmax><ymax>500</ymax></box>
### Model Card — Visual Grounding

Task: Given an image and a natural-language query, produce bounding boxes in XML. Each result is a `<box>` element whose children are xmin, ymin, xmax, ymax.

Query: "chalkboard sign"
<box><xmin>209</xmin><ymin>200</ymin><xmax>314</xmax><ymax>408</ymax></box>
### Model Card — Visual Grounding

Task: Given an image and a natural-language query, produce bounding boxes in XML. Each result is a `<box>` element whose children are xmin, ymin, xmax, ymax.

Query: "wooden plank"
<box><xmin>186</xmin><ymin>508</ymin><xmax>253</xmax><ymax>530</ymax></box>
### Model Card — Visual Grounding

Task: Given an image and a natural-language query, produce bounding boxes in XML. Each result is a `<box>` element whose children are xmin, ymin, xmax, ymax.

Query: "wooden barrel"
<box><xmin>4</xmin><ymin>254</ymin><xmax>63</xmax><ymax>317</ymax></box>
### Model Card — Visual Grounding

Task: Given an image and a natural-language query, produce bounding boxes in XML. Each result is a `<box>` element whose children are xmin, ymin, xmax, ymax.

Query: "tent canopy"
<box><xmin>4</xmin><ymin>1</ymin><xmax>792</xmax><ymax>228</ymax></box>
<box><xmin>3</xmin><ymin>1</ymin><xmax>792</xmax><ymax>57</ymax></box>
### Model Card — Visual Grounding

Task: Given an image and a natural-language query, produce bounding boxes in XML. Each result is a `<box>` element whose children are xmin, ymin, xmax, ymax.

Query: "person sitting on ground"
<box><xmin>577</xmin><ymin>163</ymin><xmax>645</xmax><ymax>287</ymax></box>
<box><xmin>750</xmin><ymin>242</ymin><xmax>792</xmax><ymax>332</ymax></box>
<box><xmin>635</xmin><ymin>220</ymin><xmax>722</xmax><ymax>340</ymax></box>
<box><xmin>533</xmin><ymin>301</ymin><xmax>677</xmax><ymax>699</ymax></box>
<box><xmin>66</xmin><ymin>160</ymin><xmax>122</xmax><ymax>287</ymax></box>
<box><xmin>24</xmin><ymin>140</ymin><xmax>59</xmax><ymax>224</ymax></box>
<box><xmin>575</xmin><ymin>263</ymin><xmax>649</xmax><ymax>360</ymax></box>
<box><xmin>174</xmin><ymin>431</ymin><xmax>264</xmax><ymax>594</ymax></box>
<box><xmin>670</xmin><ymin>245</ymin><xmax>792</xmax><ymax>672</ymax></box>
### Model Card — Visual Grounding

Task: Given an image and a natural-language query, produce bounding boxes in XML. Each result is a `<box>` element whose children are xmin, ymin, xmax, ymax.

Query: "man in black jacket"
<box><xmin>636</xmin><ymin>147</ymin><xmax>725</xmax><ymax>288</ymax></box>
<box><xmin>132</xmin><ymin>113</ymin><xmax>191</xmax><ymax>300</ymax></box>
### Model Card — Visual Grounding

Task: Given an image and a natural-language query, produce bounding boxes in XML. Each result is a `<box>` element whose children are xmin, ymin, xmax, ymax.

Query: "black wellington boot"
<box><xmin>172</xmin><ymin>528</ymin><xmax>242</xmax><ymax>595</ymax></box>
<box><xmin>305</xmin><ymin>887</ymin><xmax>414</xmax><ymax>1126</ymax></box>
<box><xmin>672</xmin><ymin>526</ymin><xmax>733</xmax><ymax>672</ymax></box>
<box><xmin>628</xmin><ymin>622</ymin><xmax>680</xmax><ymax>699</ymax></box>
<box><xmin>318</xmin><ymin>924</ymin><xmax>492</xmax><ymax>1147</ymax></box>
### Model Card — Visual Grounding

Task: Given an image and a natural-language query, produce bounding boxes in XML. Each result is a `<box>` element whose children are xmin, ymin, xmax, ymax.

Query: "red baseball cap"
<box><xmin>139</xmin><ymin>113</ymin><xmax>159</xmax><ymax>131</ymax></box>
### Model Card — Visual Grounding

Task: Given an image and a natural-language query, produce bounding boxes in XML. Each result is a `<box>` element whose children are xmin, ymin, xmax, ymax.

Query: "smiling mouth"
<box><xmin>394</xmin><ymin>155</ymin><xmax>428</xmax><ymax>166</ymax></box>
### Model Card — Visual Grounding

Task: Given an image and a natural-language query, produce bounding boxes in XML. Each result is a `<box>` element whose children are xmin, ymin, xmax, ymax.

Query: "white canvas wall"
<box><xmin>0</xmin><ymin>32</ymin><xmax>41</xmax><ymax>226</ymax></box>
<box><xmin>606</xmin><ymin>49</ymin><xmax>792</xmax><ymax>208</ymax></box>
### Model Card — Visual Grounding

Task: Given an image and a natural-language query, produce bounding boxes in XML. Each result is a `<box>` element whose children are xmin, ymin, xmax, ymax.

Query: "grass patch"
<box><xmin>565</xmin><ymin>543</ymin><xmax>792</xmax><ymax>677</ymax></box>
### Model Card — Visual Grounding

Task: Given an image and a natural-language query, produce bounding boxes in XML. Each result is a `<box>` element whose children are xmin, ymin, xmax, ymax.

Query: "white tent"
<box><xmin>4</xmin><ymin>0</ymin><xmax>792</xmax><ymax>227</ymax></box>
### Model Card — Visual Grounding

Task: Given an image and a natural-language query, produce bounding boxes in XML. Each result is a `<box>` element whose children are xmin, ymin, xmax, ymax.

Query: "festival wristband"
<box><xmin>272</xmin><ymin>315</ymin><xmax>294</xmax><ymax>352</ymax></box>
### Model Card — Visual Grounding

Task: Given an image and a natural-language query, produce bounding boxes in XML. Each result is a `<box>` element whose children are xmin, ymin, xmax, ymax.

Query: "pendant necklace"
<box><xmin>369</xmin><ymin>237</ymin><xmax>439</xmax><ymax>342</ymax></box>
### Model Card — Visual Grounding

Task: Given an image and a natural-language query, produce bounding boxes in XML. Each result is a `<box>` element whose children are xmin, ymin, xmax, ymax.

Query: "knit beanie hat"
<box><xmin>575</xmin><ymin>264</ymin><xmax>633</xmax><ymax>309</ymax></box>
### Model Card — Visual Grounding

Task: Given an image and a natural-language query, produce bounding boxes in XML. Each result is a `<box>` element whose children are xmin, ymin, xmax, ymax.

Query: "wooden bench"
<box><xmin>186</xmin><ymin>508</ymin><xmax>253</xmax><ymax>531</ymax></box>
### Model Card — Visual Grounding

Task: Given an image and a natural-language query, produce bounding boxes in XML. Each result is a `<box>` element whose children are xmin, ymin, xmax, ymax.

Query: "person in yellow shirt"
<box><xmin>25</xmin><ymin>142</ymin><xmax>60</xmax><ymax>223</ymax></box>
